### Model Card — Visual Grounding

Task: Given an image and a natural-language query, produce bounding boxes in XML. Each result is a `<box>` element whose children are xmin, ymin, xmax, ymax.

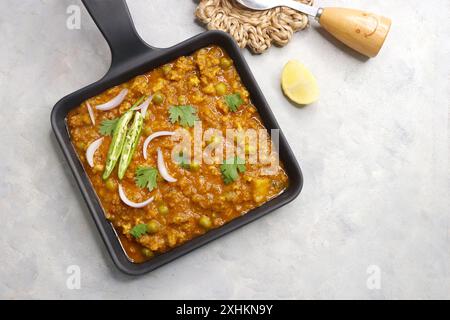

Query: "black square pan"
<box><xmin>51</xmin><ymin>0</ymin><xmax>303</xmax><ymax>275</ymax></box>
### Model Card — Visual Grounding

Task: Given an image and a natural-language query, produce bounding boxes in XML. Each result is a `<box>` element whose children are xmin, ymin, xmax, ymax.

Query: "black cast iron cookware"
<box><xmin>51</xmin><ymin>0</ymin><xmax>303</xmax><ymax>275</ymax></box>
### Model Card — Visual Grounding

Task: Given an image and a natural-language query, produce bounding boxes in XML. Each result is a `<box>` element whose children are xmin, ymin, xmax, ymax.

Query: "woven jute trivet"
<box><xmin>195</xmin><ymin>0</ymin><xmax>313</xmax><ymax>54</ymax></box>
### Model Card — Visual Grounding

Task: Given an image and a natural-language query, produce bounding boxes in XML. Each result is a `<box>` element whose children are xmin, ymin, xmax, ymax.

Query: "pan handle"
<box><xmin>81</xmin><ymin>0</ymin><xmax>155</xmax><ymax>69</ymax></box>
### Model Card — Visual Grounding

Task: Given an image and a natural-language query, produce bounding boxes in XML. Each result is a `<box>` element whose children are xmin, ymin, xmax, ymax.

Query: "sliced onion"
<box><xmin>86</xmin><ymin>137</ymin><xmax>104</xmax><ymax>168</ymax></box>
<box><xmin>133</xmin><ymin>95</ymin><xmax>153</xmax><ymax>118</ymax></box>
<box><xmin>95</xmin><ymin>89</ymin><xmax>128</xmax><ymax>111</ymax></box>
<box><xmin>143</xmin><ymin>131</ymin><xmax>175</xmax><ymax>160</ymax></box>
<box><xmin>86</xmin><ymin>102</ymin><xmax>95</xmax><ymax>125</ymax></box>
<box><xmin>118</xmin><ymin>184</ymin><xmax>154</xmax><ymax>208</ymax></box>
<box><xmin>157</xmin><ymin>148</ymin><xmax>177</xmax><ymax>183</ymax></box>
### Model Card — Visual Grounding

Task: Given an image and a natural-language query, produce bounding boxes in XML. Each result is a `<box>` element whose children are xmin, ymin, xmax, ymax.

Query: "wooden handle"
<box><xmin>318</xmin><ymin>7</ymin><xmax>392</xmax><ymax>58</ymax></box>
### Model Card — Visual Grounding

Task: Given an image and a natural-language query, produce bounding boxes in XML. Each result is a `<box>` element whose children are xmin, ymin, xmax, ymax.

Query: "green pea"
<box><xmin>245</xmin><ymin>144</ymin><xmax>256</xmax><ymax>154</ymax></box>
<box><xmin>142</xmin><ymin>248</ymin><xmax>154</xmax><ymax>258</ymax></box>
<box><xmin>147</xmin><ymin>220</ymin><xmax>160</xmax><ymax>234</ymax></box>
<box><xmin>152</xmin><ymin>92</ymin><xmax>165</xmax><ymax>104</ymax></box>
<box><xmin>158</xmin><ymin>204</ymin><xmax>169</xmax><ymax>215</ymax></box>
<box><xmin>198</xmin><ymin>215</ymin><xmax>212</xmax><ymax>229</ymax></box>
<box><xmin>178</xmin><ymin>95</ymin><xmax>187</xmax><ymax>104</ymax></box>
<box><xmin>82</xmin><ymin>114</ymin><xmax>91</xmax><ymax>125</ymax></box>
<box><xmin>144</xmin><ymin>126</ymin><xmax>152</xmax><ymax>136</ymax></box>
<box><xmin>105</xmin><ymin>178</ymin><xmax>116</xmax><ymax>191</ymax></box>
<box><xmin>162</xmin><ymin>65</ymin><xmax>171</xmax><ymax>75</ymax></box>
<box><xmin>190</xmin><ymin>162</ymin><xmax>200</xmax><ymax>171</ymax></box>
<box><xmin>93</xmin><ymin>164</ymin><xmax>104</xmax><ymax>173</ymax></box>
<box><xmin>215</xmin><ymin>82</ymin><xmax>227</xmax><ymax>96</ymax></box>
<box><xmin>76</xmin><ymin>142</ymin><xmax>86</xmax><ymax>150</ymax></box>
<box><xmin>220</xmin><ymin>57</ymin><xmax>232</xmax><ymax>69</ymax></box>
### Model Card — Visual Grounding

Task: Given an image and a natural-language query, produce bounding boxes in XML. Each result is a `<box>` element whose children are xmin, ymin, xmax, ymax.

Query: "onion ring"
<box><xmin>143</xmin><ymin>131</ymin><xmax>175</xmax><ymax>160</ymax></box>
<box><xmin>86</xmin><ymin>102</ymin><xmax>95</xmax><ymax>125</ymax></box>
<box><xmin>118</xmin><ymin>184</ymin><xmax>154</xmax><ymax>208</ymax></box>
<box><xmin>85</xmin><ymin>137</ymin><xmax>104</xmax><ymax>168</ymax></box>
<box><xmin>157</xmin><ymin>147</ymin><xmax>177</xmax><ymax>182</ymax></box>
<box><xmin>95</xmin><ymin>89</ymin><xmax>128</xmax><ymax>111</ymax></box>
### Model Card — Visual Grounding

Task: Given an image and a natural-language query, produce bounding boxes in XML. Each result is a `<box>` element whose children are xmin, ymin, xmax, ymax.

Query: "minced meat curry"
<box><xmin>67</xmin><ymin>46</ymin><xmax>288</xmax><ymax>263</ymax></box>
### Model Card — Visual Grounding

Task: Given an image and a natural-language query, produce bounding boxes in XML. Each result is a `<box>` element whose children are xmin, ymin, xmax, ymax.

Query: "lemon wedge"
<box><xmin>281</xmin><ymin>60</ymin><xmax>319</xmax><ymax>105</ymax></box>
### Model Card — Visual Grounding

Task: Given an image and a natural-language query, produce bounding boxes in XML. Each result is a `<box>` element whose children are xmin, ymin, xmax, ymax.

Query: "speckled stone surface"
<box><xmin>0</xmin><ymin>0</ymin><xmax>448</xmax><ymax>299</ymax></box>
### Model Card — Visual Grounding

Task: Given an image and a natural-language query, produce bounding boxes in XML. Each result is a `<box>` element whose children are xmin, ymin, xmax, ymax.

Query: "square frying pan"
<box><xmin>51</xmin><ymin>0</ymin><xmax>303</xmax><ymax>275</ymax></box>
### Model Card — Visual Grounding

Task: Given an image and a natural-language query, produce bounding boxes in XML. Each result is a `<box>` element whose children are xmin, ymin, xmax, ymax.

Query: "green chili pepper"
<box><xmin>117</xmin><ymin>111</ymin><xmax>144</xmax><ymax>179</ymax></box>
<box><xmin>102</xmin><ymin>111</ymin><xmax>133</xmax><ymax>180</ymax></box>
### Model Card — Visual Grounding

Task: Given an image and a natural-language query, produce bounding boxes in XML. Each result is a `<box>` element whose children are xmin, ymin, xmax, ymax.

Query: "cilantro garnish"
<box><xmin>224</xmin><ymin>93</ymin><xmax>244</xmax><ymax>112</ymax></box>
<box><xmin>130</xmin><ymin>223</ymin><xmax>148</xmax><ymax>238</ymax></box>
<box><xmin>220</xmin><ymin>156</ymin><xmax>246</xmax><ymax>184</ymax></box>
<box><xmin>99</xmin><ymin>118</ymin><xmax>119</xmax><ymax>136</ymax></box>
<box><xmin>135</xmin><ymin>166</ymin><xmax>158</xmax><ymax>192</ymax></box>
<box><xmin>168</xmin><ymin>105</ymin><xmax>199</xmax><ymax>127</ymax></box>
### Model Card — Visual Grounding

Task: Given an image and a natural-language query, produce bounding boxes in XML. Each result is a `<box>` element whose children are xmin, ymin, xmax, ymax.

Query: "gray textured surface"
<box><xmin>0</xmin><ymin>0</ymin><xmax>449</xmax><ymax>299</ymax></box>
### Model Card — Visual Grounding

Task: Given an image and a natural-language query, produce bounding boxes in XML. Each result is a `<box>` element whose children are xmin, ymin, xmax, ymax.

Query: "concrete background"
<box><xmin>0</xmin><ymin>0</ymin><xmax>448</xmax><ymax>299</ymax></box>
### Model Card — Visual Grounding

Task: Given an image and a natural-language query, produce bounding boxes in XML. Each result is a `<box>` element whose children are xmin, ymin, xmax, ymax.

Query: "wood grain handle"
<box><xmin>318</xmin><ymin>7</ymin><xmax>392</xmax><ymax>58</ymax></box>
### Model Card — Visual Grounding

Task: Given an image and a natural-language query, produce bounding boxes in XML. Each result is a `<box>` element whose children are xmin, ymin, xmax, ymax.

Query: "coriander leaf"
<box><xmin>220</xmin><ymin>156</ymin><xmax>246</xmax><ymax>184</ymax></box>
<box><xmin>135</xmin><ymin>166</ymin><xmax>158</xmax><ymax>192</ymax></box>
<box><xmin>224</xmin><ymin>93</ymin><xmax>244</xmax><ymax>112</ymax></box>
<box><xmin>168</xmin><ymin>105</ymin><xmax>199</xmax><ymax>127</ymax></box>
<box><xmin>130</xmin><ymin>223</ymin><xmax>148</xmax><ymax>238</ymax></box>
<box><xmin>99</xmin><ymin>118</ymin><xmax>119</xmax><ymax>136</ymax></box>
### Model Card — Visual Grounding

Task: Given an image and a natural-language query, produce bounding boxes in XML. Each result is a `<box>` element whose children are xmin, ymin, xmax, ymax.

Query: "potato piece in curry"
<box><xmin>67</xmin><ymin>46</ymin><xmax>288</xmax><ymax>263</ymax></box>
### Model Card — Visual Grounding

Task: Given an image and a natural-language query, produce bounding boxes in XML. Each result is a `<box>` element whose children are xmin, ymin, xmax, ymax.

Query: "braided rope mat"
<box><xmin>195</xmin><ymin>0</ymin><xmax>313</xmax><ymax>54</ymax></box>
